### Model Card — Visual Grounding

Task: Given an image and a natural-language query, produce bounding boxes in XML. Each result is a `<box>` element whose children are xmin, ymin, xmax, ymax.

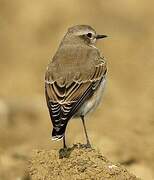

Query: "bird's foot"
<box><xmin>59</xmin><ymin>146</ymin><xmax>74</xmax><ymax>159</ymax></box>
<box><xmin>80</xmin><ymin>142</ymin><xmax>92</xmax><ymax>149</ymax></box>
<box><xmin>85</xmin><ymin>143</ymin><xmax>92</xmax><ymax>148</ymax></box>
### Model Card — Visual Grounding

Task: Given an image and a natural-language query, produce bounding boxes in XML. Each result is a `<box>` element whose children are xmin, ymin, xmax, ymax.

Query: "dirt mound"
<box><xmin>29</xmin><ymin>144</ymin><xmax>140</xmax><ymax>180</ymax></box>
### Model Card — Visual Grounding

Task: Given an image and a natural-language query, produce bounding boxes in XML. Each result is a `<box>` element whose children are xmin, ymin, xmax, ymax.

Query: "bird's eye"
<box><xmin>86</xmin><ymin>33</ymin><xmax>92</xmax><ymax>38</ymax></box>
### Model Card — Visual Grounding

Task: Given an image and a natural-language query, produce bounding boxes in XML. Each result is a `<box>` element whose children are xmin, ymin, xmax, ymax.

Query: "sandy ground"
<box><xmin>29</xmin><ymin>144</ymin><xmax>140</xmax><ymax>180</ymax></box>
<box><xmin>0</xmin><ymin>0</ymin><xmax>154</xmax><ymax>179</ymax></box>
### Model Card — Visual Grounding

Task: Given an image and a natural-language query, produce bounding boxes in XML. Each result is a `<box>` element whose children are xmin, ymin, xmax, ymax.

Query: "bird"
<box><xmin>45</xmin><ymin>25</ymin><xmax>107</xmax><ymax>149</ymax></box>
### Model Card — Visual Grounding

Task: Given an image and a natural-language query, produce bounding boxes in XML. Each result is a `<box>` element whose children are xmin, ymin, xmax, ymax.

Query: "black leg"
<box><xmin>59</xmin><ymin>135</ymin><xmax>69</xmax><ymax>159</ymax></box>
<box><xmin>81</xmin><ymin>115</ymin><xmax>91</xmax><ymax>148</ymax></box>
<box><xmin>63</xmin><ymin>135</ymin><xmax>67</xmax><ymax>149</ymax></box>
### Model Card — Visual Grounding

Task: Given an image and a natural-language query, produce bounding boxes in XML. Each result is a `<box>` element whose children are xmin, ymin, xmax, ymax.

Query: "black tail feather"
<box><xmin>52</xmin><ymin>123</ymin><xmax>67</xmax><ymax>141</ymax></box>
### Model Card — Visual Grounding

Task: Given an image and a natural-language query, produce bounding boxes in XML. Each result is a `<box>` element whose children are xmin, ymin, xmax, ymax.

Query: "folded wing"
<box><xmin>45</xmin><ymin>58</ymin><xmax>107</xmax><ymax>140</ymax></box>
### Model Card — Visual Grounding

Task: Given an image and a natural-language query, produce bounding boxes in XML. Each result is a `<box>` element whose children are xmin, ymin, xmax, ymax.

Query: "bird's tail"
<box><xmin>51</xmin><ymin>124</ymin><xmax>67</xmax><ymax>141</ymax></box>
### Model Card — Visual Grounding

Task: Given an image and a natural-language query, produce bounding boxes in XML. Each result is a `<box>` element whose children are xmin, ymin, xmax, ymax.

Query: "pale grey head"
<box><xmin>61</xmin><ymin>25</ymin><xmax>107</xmax><ymax>46</ymax></box>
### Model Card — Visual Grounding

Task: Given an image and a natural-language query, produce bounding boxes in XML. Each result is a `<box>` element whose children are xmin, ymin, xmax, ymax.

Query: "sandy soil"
<box><xmin>29</xmin><ymin>144</ymin><xmax>140</xmax><ymax>180</ymax></box>
<box><xmin>0</xmin><ymin>0</ymin><xmax>154</xmax><ymax>180</ymax></box>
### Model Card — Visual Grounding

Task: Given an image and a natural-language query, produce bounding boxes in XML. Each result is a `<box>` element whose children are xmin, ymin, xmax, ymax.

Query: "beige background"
<box><xmin>0</xmin><ymin>0</ymin><xmax>154</xmax><ymax>179</ymax></box>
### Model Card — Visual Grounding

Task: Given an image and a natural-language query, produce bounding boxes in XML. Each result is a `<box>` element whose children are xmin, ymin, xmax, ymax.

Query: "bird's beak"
<box><xmin>96</xmin><ymin>34</ymin><xmax>107</xmax><ymax>39</ymax></box>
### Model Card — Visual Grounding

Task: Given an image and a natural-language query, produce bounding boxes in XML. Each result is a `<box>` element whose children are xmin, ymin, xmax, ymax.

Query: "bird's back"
<box><xmin>46</xmin><ymin>44</ymin><xmax>103</xmax><ymax>85</ymax></box>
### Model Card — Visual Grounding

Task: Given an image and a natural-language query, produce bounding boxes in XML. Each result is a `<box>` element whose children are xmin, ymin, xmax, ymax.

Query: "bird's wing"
<box><xmin>45</xmin><ymin>58</ymin><xmax>107</xmax><ymax>139</ymax></box>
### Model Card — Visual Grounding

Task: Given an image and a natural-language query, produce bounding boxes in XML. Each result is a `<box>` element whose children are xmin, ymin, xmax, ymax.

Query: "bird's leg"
<box><xmin>63</xmin><ymin>135</ymin><xmax>67</xmax><ymax>149</ymax></box>
<box><xmin>59</xmin><ymin>135</ymin><xmax>69</xmax><ymax>159</ymax></box>
<box><xmin>81</xmin><ymin>115</ymin><xmax>91</xmax><ymax>148</ymax></box>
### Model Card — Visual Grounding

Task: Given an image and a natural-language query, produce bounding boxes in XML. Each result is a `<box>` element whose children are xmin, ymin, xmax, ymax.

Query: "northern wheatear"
<box><xmin>45</xmin><ymin>25</ymin><xmax>107</xmax><ymax>148</ymax></box>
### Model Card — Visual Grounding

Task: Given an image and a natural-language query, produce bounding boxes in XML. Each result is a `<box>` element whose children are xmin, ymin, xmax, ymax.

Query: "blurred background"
<box><xmin>0</xmin><ymin>0</ymin><xmax>154</xmax><ymax>179</ymax></box>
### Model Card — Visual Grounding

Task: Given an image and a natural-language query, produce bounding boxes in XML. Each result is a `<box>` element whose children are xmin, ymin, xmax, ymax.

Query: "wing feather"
<box><xmin>45</xmin><ymin>58</ymin><xmax>107</xmax><ymax>138</ymax></box>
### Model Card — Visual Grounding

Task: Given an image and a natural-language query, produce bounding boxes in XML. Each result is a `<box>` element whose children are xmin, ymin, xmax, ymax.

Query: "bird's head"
<box><xmin>64</xmin><ymin>25</ymin><xmax>107</xmax><ymax>46</ymax></box>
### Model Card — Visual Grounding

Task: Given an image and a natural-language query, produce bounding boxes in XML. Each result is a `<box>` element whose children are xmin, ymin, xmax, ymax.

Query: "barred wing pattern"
<box><xmin>45</xmin><ymin>60</ymin><xmax>107</xmax><ymax>140</ymax></box>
